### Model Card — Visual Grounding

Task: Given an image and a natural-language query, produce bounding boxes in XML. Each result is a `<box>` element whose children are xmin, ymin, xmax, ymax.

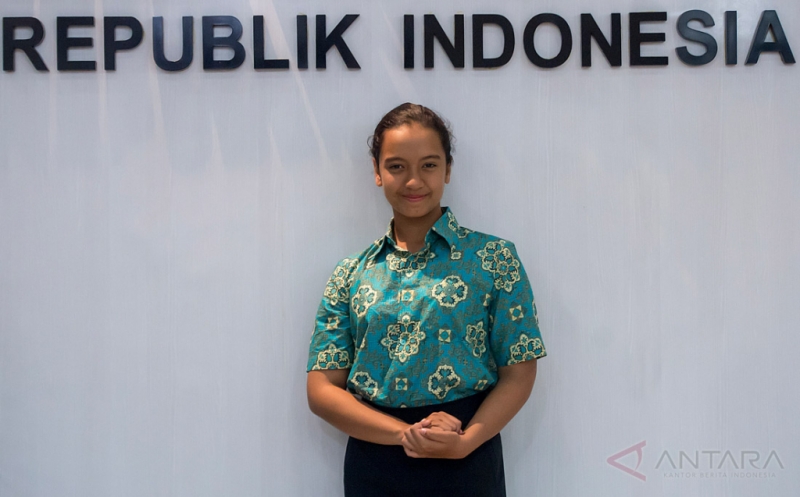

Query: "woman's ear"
<box><xmin>445</xmin><ymin>162</ymin><xmax>452</xmax><ymax>184</ymax></box>
<box><xmin>373</xmin><ymin>158</ymin><xmax>383</xmax><ymax>187</ymax></box>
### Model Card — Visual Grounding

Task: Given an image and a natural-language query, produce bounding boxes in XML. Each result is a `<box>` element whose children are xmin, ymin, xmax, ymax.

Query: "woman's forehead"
<box><xmin>381</xmin><ymin>124</ymin><xmax>445</xmax><ymax>158</ymax></box>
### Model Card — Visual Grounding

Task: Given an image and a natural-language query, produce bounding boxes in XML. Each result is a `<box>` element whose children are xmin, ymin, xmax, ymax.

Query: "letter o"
<box><xmin>523</xmin><ymin>13</ymin><xmax>573</xmax><ymax>68</ymax></box>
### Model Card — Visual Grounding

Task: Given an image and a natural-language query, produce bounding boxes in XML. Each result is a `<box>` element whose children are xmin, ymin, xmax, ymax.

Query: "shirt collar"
<box><xmin>367</xmin><ymin>207</ymin><xmax>466</xmax><ymax>260</ymax></box>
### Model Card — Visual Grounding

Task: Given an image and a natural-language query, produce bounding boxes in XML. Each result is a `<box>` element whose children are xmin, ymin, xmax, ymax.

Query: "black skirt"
<box><xmin>343</xmin><ymin>391</ymin><xmax>505</xmax><ymax>497</ymax></box>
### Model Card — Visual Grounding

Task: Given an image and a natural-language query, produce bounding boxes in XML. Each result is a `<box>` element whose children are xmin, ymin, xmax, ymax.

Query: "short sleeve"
<box><xmin>306</xmin><ymin>258</ymin><xmax>359</xmax><ymax>372</ymax></box>
<box><xmin>486</xmin><ymin>242</ymin><xmax>547</xmax><ymax>366</ymax></box>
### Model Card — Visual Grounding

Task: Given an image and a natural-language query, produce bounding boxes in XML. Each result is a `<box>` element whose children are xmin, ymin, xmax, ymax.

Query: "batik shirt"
<box><xmin>307</xmin><ymin>208</ymin><xmax>546</xmax><ymax>408</ymax></box>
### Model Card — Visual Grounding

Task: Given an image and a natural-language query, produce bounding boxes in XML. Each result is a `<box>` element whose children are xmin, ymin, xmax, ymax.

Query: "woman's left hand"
<box><xmin>400</xmin><ymin>423</ymin><xmax>475</xmax><ymax>459</ymax></box>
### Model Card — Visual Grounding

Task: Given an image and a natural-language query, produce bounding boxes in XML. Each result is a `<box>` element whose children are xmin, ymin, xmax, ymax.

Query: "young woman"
<box><xmin>306</xmin><ymin>103</ymin><xmax>547</xmax><ymax>496</ymax></box>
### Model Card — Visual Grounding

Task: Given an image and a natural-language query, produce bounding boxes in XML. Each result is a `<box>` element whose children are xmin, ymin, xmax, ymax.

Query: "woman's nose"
<box><xmin>405</xmin><ymin>169</ymin><xmax>422</xmax><ymax>187</ymax></box>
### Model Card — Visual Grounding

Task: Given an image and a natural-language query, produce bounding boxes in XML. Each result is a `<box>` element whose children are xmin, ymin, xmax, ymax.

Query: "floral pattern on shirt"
<box><xmin>431</xmin><ymin>275</ymin><xmax>469</xmax><ymax>308</ymax></box>
<box><xmin>350</xmin><ymin>371</ymin><xmax>379</xmax><ymax>400</ymax></box>
<box><xmin>465</xmin><ymin>321</ymin><xmax>487</xmax><ymax>358</ymax></box>
<box><xmin>428</xmin><ymin>365</ymin><xmax>461</xmax><ymax>400</ymax></box>
<box><xmin>311</xmin><ymin>343</ymin><xmax>352</xmax><ymax>370</ymax></box>
<box><xmin>308</xmin><ymin>208</ymin><xmax>546</xmax><ymax>407</ymax></box>
<box><xmin>477</xmin><ymin>241</ymin><xmax>522</xmax><ymax>292</ymax></box>
<box><xmin>380</xmin><ymin>314</ymin><xmax>426</xmax><ymax>363</ymax></box>
<box><xmin>386</xmin><ymin>249</ymin><xmax>436</xmax><ymax>277</ymax></box>
<box><xmin>323</xmin><ymin>258</ymin><xmax>359</xmax><ymax>305</ymax></box>
<box><xmin>447</xmin><ymin>210</ymin><xmax>472</xmax><ymax>239</ymax></box>
<box><xmin>352</xmin><ymin>285</ymin><xmax>378</xmax><ymax>318</ymax></box>
<box><xmin>508</xmin><ymin>334</ymin><xmax>546</xmax><ymax>365</ymax></box>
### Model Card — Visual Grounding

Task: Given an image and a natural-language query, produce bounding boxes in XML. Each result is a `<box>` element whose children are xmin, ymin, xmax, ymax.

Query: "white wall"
<box><xmin>1</xmin><ymin>0</ymin><xmax>798</xmax><ymax>495</ymax></box>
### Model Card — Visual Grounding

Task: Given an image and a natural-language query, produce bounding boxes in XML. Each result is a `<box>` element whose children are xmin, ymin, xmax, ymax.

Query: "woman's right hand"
<box><xmin>419</xmin><ymin>412</ymin><xmax>463</xmax><ymax>434</ymax></box>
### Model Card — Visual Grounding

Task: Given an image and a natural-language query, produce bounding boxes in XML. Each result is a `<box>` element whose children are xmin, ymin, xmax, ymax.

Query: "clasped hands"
<box><xmin>400</xmin><ymin>411</ymin><xmax>475</xmax><ymax>459</ymax></box>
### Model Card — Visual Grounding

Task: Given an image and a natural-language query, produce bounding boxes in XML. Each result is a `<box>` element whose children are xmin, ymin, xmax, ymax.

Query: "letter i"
<box><xmin>725</xmin><ymin>11</ymin><xmax>737</xmax><ymax>65</ymax></box>
<box><xmin>404</xmin><ymin>15</ymin><xmax>414</xmax><ymax>68</ymax></box>
<box><xmin>297</xmin><ymin>14</ymin><xmax>308</xmax><ymax>68</ymax></box>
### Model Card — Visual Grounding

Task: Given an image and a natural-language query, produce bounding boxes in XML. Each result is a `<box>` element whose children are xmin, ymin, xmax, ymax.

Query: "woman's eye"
<box><xmin>386</xmin><ymin>164</ymin><xmax>402</xmax><ymax>171</ymax></box>
<box><xmin>423</xmin><ymin>163</ymin><xmax>437</xmax><ymax>169</ymax></box>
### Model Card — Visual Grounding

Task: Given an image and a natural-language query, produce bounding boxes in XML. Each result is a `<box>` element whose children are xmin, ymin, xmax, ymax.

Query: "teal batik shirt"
<box><xmin>307</xmin><ymin>208</ymin><xmax>546</xmax><ymax>408</ymax></box>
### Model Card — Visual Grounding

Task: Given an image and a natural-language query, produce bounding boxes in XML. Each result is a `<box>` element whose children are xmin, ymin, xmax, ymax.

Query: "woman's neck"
<box><xmin>392</xmin><ymin>207</ymin><xmax>444</xmax><ymax>253</ymax></box>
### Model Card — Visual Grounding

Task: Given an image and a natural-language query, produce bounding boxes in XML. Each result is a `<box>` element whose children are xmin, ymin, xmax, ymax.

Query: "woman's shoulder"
<box><xmin>321</xmin><ymin>247</ymin><xmax>374</xmax><ymax>304</ymax></box>
<box><xmin>328</xmin><ymin>250</ymin><xmax>368</xmax><ymax>274</ymax></box>
<box><xmin>439</xmin><ymin>210</ymin><xmax>518</xmax><ymax>252</ymax></box>
<box><xmin>455</xmin><ymin>226</ymin><xmax>519</xmax><ymax>253</ymax></box>
<box><xmin>326</xmin><ymin>238</ymin><xmax>384</xmax><ymax>275</ymax></box>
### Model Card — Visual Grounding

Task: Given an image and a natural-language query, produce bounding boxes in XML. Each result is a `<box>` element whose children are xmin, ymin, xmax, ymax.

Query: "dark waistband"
<box><xmin>364</xmin><ymin>390</ymin><xmax>490</xmax><ymax>426</ymax></box>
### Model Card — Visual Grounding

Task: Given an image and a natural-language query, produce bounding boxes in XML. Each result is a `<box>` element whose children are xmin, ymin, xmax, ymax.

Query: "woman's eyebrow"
<box><xmin>383</xmin><ymin>154</ymin><xmax>442</xmax><ymax>162</ymax></box>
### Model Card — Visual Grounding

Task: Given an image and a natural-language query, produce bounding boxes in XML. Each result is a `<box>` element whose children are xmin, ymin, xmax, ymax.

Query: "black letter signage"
<box><xmin>424</xmin><ymin>15</ymin><xmax>465</xmax><ymax>68</ymax></box>
<box><xmin>3</xmin><ymin>17</ymin><xmax>48</xmax><ymax>71</ymax></box>
<box><xmin>746</xmin><ymin>10</ymin><xmax>795</xmax><ymax>64</ymax></box>
<box><xmin>630</xmin><ymin>12</ymin><xmax>668</xmax><ymax>66</ymax></box>
<box><xmin>153</xmin><ymin>17</ymin><xmax>193</xmax><ymax>72</ymax></box>
<box><xmin>202</xmin><ymin>16</ymin><xmax>245</xmax><ymax>70</ymax></box>
<box><xmin>316</xmin><ymin>14</ymin><xmax>360</xmax><ymax>69</ymax></box>
<box><xmin>104</xmin><ymin>16</ymin><xmax>143</xmax><ymax>70</ymax></box>
<box><xmin>676</xmin><ymin>10</ymin><xmax>717</xmax><ymax>66</ymax></box>
<box><xmin>472</xmin><ymin>14</ymin><xmax>514</xmax><ymax>68</ymax></box>
<box><xmin>57</xmin><ymin>16</ymin><xmax>96</xmax><ymax>71</ymax></box>
<box><xmin>581</xmin><ymin>13</ymin><xmax>621</xmax><ymax>67</ymax></box>
<box><xmin>253</xmin><ymin>16</ymin><xmax>289</xmax><ymax>69</ymax></box>
<box><xmin>523</xmin><ymin>13</ymin><xmax>573</xmax><ymax>68</ymax></box>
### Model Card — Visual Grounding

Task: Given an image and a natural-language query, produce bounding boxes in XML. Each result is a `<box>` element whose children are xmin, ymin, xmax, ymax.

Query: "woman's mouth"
<box><xmin>403</xmin><ymin>194</ymin><xmax>427</xmax><ymax>202</ymax></box>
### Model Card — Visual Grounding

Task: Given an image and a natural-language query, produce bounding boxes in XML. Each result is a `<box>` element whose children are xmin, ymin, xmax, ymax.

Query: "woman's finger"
<box><xmin>403</xmin><ymin>427</ymin><xmax>430</xmax><ymax>453</ymax></box>
<box><xmin>407</xmin><ymin>426</ymin><xmax>445</xmax><ymax>455</ymax></box>
<box><xmin>423</xmin><ymin>412</ymin><xmax>461</xmax><ymax>432</ymax></box>
<box><xmin>420</xmin><ymin>428</ymin><xmax>459</xmax><ymax>444</ymax></box>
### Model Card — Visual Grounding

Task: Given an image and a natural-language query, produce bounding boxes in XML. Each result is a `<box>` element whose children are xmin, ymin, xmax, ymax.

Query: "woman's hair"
<box><xmin>369</xmin><ymin>103</ymin><xmax>454</xmax><ymax>165</ymax></box>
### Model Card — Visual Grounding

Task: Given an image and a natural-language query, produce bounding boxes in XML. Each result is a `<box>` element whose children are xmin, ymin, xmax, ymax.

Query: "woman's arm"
<box><xmin>402</xmin><ymin>359</ymin><xmax>538</xmax><ymax>459</ymax></box>
<box><xmin>307</xmin><ymin>369</ymin><xmax>411</xmax><ymax>445</ymax></box>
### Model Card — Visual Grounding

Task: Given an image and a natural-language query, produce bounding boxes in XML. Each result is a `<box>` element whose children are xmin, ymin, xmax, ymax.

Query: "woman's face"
<box><xmin>373</xmin><ymin>123</ymin><xmax>451</xmax><ymax>221</ymax></box>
